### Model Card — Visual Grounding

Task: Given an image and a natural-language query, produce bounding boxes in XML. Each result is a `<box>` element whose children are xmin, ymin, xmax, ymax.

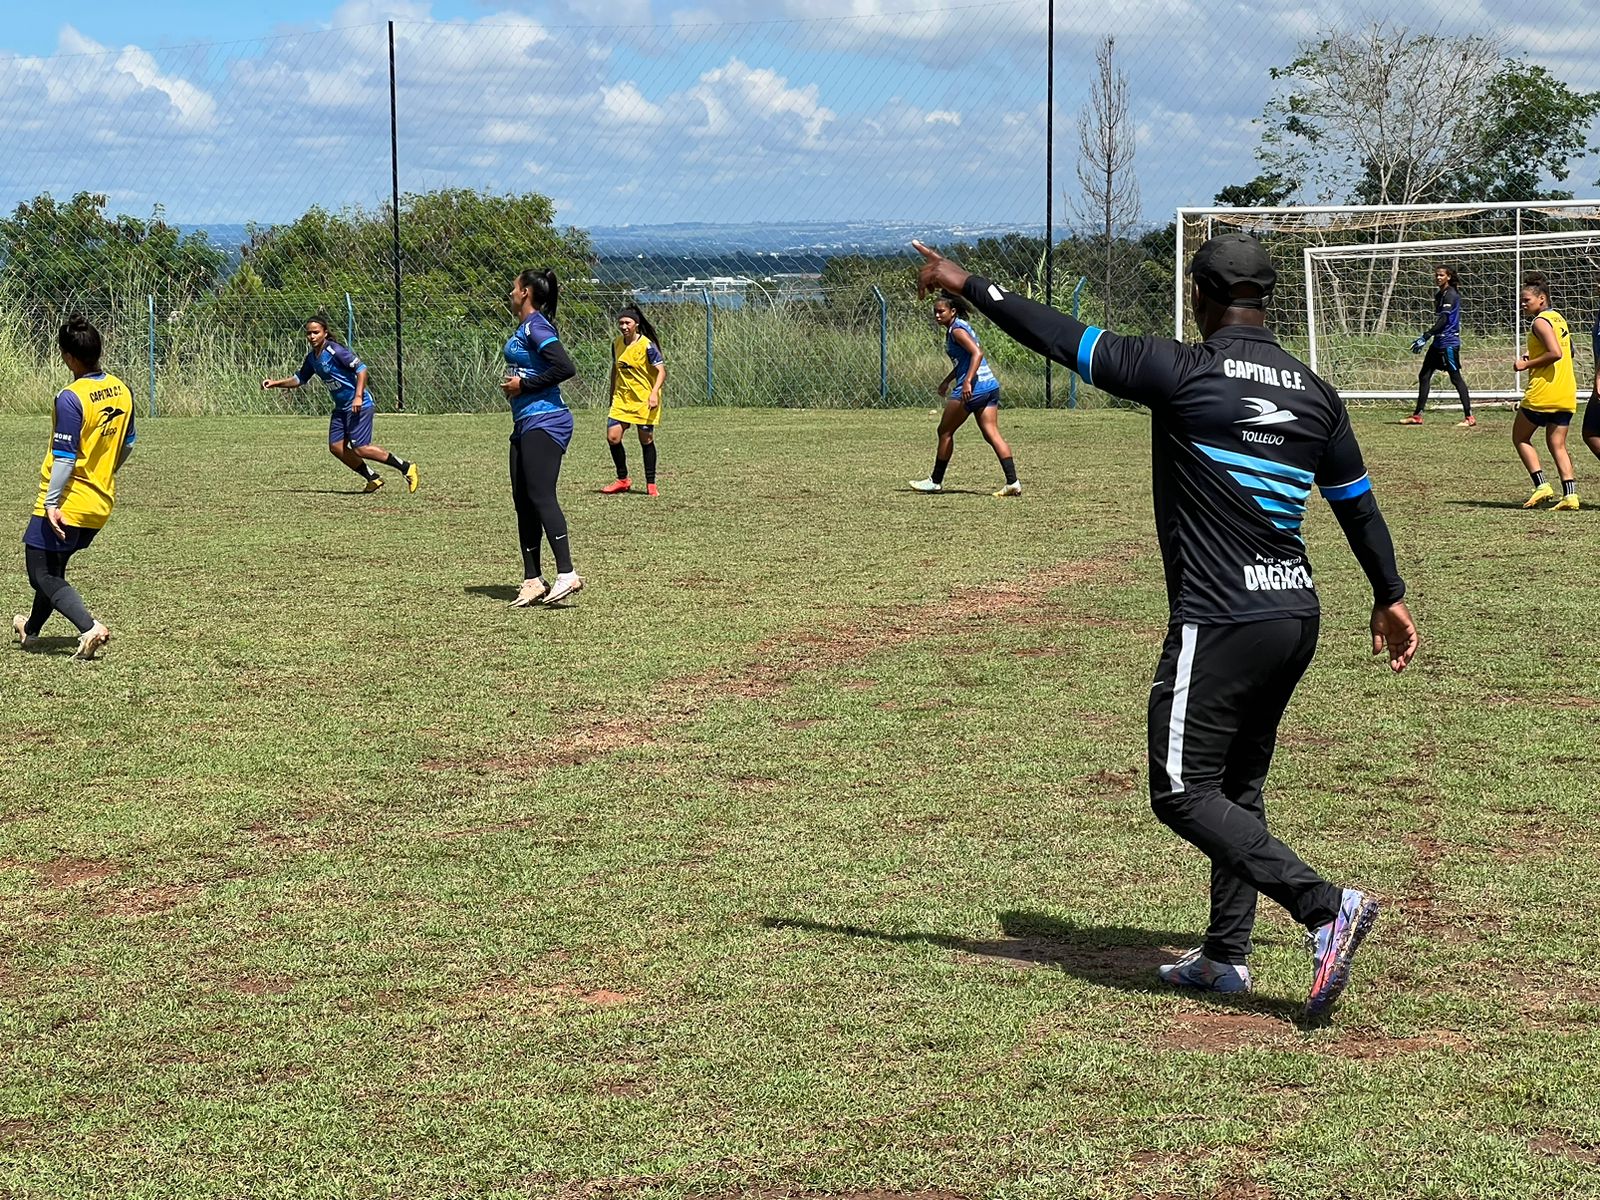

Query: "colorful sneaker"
<box><xmin>601</xmin><ymin>478</ymin><xmax>631</xmax><ymax>495</ymax></box>
<box><xmin>73</xmin><ymin>621</ymin><xmax>111</xmax><ymax>661</ymax></box>
<box><xmin>543</xmin><ymin>572</ymin><xmax>585</xmax><ymax>605</ymax></box>
<box><xmin>362</xmin><ymin>475</ymin><xmax>385</xmax><ymax>494</ymax></box>
<box><xmin>509</xmin><ymin>578</ymin><xmax>548</xmax><ymax>608</ymax></box>
<box><xmin>1455</xmin><ymin>416</ymin><xmax>1476</xmax><ymax>428</ymax></box>
<box><xmin>405</xmin><ymin>463</ymin><xmax>420</xmax><ymax>493</ymax></box>
<box><xmin>909</xmin><ymin>478</ymin><xmax>942</xmax><ymax>493</ymax></box>
<box><xmin>646</xmin><ymin>483</ymin><xmax>659</xmax><ymax>497</ymax></box>
<box><xmin>1401</xmin><ymin>414</ymin><xmax>1424</xmax><ymax>425</ymax></box>
<box><xmin>993</xmin><ymin>480</ymin><xmax>1023</xmax><ymax>497</ymax></box>
<box><xmin>12</xmin><ymin>614</ymin><xmax>30</xmax><ymax>649</ymax></box>
<box><xmin>1158</xmin><ymin>948</ymin><xmax>1252</xmax><ymax>994</ymax></box>
<box><xmin>1552</xmin><ymin>493</ymin><xmax>1581</xmax><ymax>511</ymax></box>
<box><xmin>1523</xmin><ymin>482</ymin><xmax>1555</xmax><ymax>508</ymax></box>
<box><xmin>1304</xmin><ymin>888</ymin><xmax>1380</xmax><ymax>1018</ymax></box>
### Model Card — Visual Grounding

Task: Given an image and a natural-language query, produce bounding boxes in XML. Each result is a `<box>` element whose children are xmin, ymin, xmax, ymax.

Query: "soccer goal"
<box><xmin>1174</xmin><ymin>200</ymin><xmax>1600</xmax><ymax>403</ymax></box>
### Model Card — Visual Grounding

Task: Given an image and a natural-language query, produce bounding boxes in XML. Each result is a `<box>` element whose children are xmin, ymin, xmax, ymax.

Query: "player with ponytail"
<box><xmin>503</xmin><ymin>268</ymin><xmax>585</xmax><ymax>606</ymax></box>
<box><xmin>601</xmin><ymin>304</ymin><xmax>666</xmax><ymax>496</ymax></box>
<box><xmin>1512</xmin><ymin>272</ymin><xmax>1580</xmax><ymax>510</ymax></box>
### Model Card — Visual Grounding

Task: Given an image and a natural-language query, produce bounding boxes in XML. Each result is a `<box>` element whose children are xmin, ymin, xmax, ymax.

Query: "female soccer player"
<box><xmin>1405</xmin><ymin>264</ymin><xmax>1473</xmax><ymax>426</ymax></box>
<box><xmin>262</xmin><ymin>315</ymin><xmax>418</xmax><ymax>494</ymax></box>
<box><xmin>601</xmin><ymin>305</ymin><xmax>666</xmax><ymax>497</ymax></box>
<box><xmin>504</xmin><ymin>268</ymin><xmax>583</xmax><ymax>607</ymax></box>
<box><xmin>909</xmin><ymin>293</ymin><xmax>1020</xmax><ymax>497</ymax></box>
<box><xmin>1512</xmin><ymin>273</ymin><xmax>1580</xmax><ymax>510</ymax></box>
<box><xmin>1584</xmin><ymin>308</ymin><xmax>1600</xmax><ymax>466</ymax></box>
<box><xmin>12</xmin><ymin>316</ymin><xmax>135</xmax><ymax>660</ymax></box>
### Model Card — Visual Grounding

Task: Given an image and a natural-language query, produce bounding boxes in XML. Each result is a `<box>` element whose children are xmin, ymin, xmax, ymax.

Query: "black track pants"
<box><xmin>510</xmin><ymin>430</ymin><xmax>573</xmax><ymax>578</ymax></box>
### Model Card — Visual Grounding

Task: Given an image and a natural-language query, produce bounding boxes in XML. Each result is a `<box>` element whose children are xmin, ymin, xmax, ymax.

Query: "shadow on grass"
<box><xmin>765</xmin><ymin>910</ymin><xmax>1307</xmax><ymax>1023</ymax></box>
<box><xmin>464</xmin><ymin>584</ymin><xmax>520</xmax><ymax>601</ymax></box>
<box><xmin>18</xmin><ymin>636</ymin><xmax>84</xmax><ymax>657</ymax></box>
<box><xmin>1443</xmin><ymin>499</ymin><xmax>1577</xmax><ymax>510</ymax></box>
<box><xmin>278</xmin><ymin>487</ymin><xmax>367</xmax><ymax>495</ymax></box>
<box><xmin>904</xmin><ymin>487</ymin><xmax>993</xmax><ymax>497</ymax></box>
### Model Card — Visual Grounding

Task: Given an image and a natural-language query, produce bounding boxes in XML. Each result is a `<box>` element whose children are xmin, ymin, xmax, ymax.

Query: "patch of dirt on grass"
<box><xmin>1320</xmin><ymin>1029</ymin><xmax>1471</xmax><ymax>1059</ymax></box>
<box><xmin>230</xmin><ymin>975</ymin><xmax>294</xmax><ymax>996</ymax></box>
<box><xmin>1160</xmin><ymin>1009</ymin><xmax>1290</xmax><ymax>1052</ymax></box>
<box><xmin>717</xmin><ymin>1193</ymin><xmax>965</xmax><ymax>1200</ymax></box>
<box><xmin>1083</xmin><ymin>768</ymin><xmax>1137</xmax><ymax>793</ymax></box>
<box><xmin>1530</xmin><ymin>1134</ymin><xmax>1600</xmax><ymax>1165</ymax></box>
<box><xmin>457</xmin><ymin>980</ymin><xmax>639</xmax><ymax>1012</ymax></box>
<box><xmin>98</xmin><ymin>882</ymin><xmax>206</xmax><ymax>918</ymax></box>
<box><xmin>37</xmin><ymin>857</ymin><xmax>117</xmax><ymax>888</ymax></box>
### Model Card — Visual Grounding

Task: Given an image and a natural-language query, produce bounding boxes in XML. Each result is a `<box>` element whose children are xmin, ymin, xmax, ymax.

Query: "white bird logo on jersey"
<box><xmin>1236</xmin><ymin>398</ymin><xmax>1299</xmax><ymax>426</ymax></box>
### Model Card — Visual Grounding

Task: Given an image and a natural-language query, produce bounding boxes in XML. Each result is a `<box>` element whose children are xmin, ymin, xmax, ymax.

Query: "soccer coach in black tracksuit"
<box><xmin>914</xmin><ymin>234</ymin><xmax>1419</xmax><ymax>1017</ymax></box>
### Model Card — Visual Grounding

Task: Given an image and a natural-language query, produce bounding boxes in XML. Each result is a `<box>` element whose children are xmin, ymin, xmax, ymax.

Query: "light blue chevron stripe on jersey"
<box><xmin>1227</xmin><ymin>470</ymin><xmax>1311</xmax><ymax>502</ymax></box>
<box><xmin>1253</xmin><ymin>495</ymin><xmax>1307</xmax><ymax>517</ymax></box>
<box><xmin>1196</xmin><ymin>442</ymin><xmax>1316</xmax><ymax>485</ymax></box>
<box><xmin>1270</xmin><ymin>516</ymin><xmax>1305</xmax><ymax>532</ymax></box>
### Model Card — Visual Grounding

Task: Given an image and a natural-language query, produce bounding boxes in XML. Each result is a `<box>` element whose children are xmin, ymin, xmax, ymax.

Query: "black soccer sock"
<box><xmin>1000</xmin><ymin>456</ymin><xmax>1018</xmax><ymax>485</ymax></box>
<box><xmin>1450</xmin><ymin>373</ymin><xmax>1471</xmax><ymax>417</ymax></box>
<box><xmin>931</xmin><ymin>456</ymin><xmax>950</xmax><ymax>485</ymax></box>
<box><xmin>383</xmin><ymin>452</ymin><xmax>410</xmax><ymax>473</ymax></box>
<box><xmin>609</xmin><ymin>441</ymin><xmax>628</xmax><ymax>480</ymax></box>
<box><xmin>1564</xmin><ymin>478</ymin><xmax>1578</xmax><ymax>496</ymax></box>
<box><xmin>345</xmin><ymin>456</ymin><xmax>376</xmax><ymax>479</ymax></box>
<box><xmin>642</xmin><ymin>441</ymin><xmax>657</xmax><ymax>485</ymax></box>
<box><xmin>1414</xmin><ymin>379</ymin><xmax>1430</xmax><ymax>415</ymax></box>
<box><xmin>1531</xmin><ymin>469</ymin><xmax>1547</xmax><ymax>488</ymax></box>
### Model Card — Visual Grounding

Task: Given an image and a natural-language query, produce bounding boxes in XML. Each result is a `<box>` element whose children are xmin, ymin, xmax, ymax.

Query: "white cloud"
<box><xmin>924</xmin><ymin>110</ymin><xmax>960</xmax><ymax>126</ymax></box>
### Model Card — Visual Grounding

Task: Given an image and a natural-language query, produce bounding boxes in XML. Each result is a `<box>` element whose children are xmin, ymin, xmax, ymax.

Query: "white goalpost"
<box><xmin>1173</xmin><ymin>200</ymin><xmax>1600</xmax><ymax>406</ymax></box>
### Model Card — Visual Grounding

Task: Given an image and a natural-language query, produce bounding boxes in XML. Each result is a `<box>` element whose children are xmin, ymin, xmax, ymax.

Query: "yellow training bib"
<box><xmin>607</xmin><ymin>335</ymin><xmax>664</xmax><ymax>426</ymax></box>
<box><xmin>34</xmin><ymin>373</ymin><xmax>135</xmax><ymax>529</ymax></box>
<box><xmin>1523</xmin><ymin>310</ymin><xmax>1576</xmax><ymax>413</ymax></box>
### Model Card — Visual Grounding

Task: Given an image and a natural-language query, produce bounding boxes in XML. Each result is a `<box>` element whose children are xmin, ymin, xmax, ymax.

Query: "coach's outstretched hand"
<box><xmin>913</xmin><ymin>240</ymin><xmax>971</xmax><ymax>299</ymax></box>
<box><xmin>1371</xmin><ymin>600</ymin><xmax>1419</xmax><ymax>672</ymax></box>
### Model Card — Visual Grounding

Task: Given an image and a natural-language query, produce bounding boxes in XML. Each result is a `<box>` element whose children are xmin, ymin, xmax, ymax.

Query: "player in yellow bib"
<box><xmin>1512</xmin><ymin>273</ymin><xmax>1580</xmax><ymax>510</ymax></box>
<box><xmin>12</xmin><ymin>317</ymin><xmax>135</xmax><ymax>659</ymax></box>
<box><xmin>600</xmin><ymin>306</ymin><xmax>666</xmax><ymax>497</ymax></box>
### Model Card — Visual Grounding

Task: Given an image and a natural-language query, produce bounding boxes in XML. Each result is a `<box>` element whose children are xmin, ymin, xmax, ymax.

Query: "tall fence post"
<box><xmin>147</xmin><ymin>295</ymin><xmax>157</xmax><ymax>417</ymax></box>
<box><xmin>1068</xmin><ymin>277</ymin><xmax>1086</xmax><ymax>410</ymax></box>
<box><xmin>345</xmin><ymin>292</ymin><xmax>356</xmax><ymax>348</ymax></box>
<box><xmin>1044</xmin><ymin>0</ymin><xmax>1055</xmax><ymax>408</ymax></box>
<box><xmin>702</xmin><ymin>288</ymin><xmax>714</xmax><ymax>403</ymax></box>
<box><xmin>871</xmin><ymin>285</ymin><xmax>888</xmax><ymax>405</ymax></box>
<box><xmin>388</xmin><ymin>20</ymin><xmax>405</xmax><ymax>412</ymax></box>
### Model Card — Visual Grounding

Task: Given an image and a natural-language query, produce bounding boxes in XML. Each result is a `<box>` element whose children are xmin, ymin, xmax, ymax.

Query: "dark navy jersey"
<box><xmin>961</xmin><ymin>274</ymin><xmax>1404</xmax><ymax>627</ymax></box>
<box><xmin>1433</xmin><ymin>287</ymin><xmax>1461</xmax><ymax>347</ymax></box>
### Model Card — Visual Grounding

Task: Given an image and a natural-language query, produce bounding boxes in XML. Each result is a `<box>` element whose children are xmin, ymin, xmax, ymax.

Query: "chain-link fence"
<box><xmin>1</xmin><ymin>6</ymin><xmax>1598</xmax><ymax>414</ymax></box>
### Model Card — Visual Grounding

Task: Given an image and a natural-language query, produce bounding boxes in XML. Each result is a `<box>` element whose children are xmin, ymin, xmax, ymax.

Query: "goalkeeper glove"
<box><xmin>1410</xmin><ymin>335</ymin><xmax>1429</xmax><ymax>354</ymax></box>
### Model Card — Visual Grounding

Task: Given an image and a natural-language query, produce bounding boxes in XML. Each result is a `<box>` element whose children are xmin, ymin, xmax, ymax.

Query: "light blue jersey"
<box><xmin>946</xmin><ymin>319</ymin><xmax>1000</xmax><ymax>395</ymax></box>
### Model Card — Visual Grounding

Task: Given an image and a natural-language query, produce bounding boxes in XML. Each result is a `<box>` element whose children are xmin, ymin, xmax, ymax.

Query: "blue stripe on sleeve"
<box><xmin>1319</xmin><ymin>474</ymin><xmax>1372</xmax><ymax>502</ymax></box>
<box><xmin>1196</xmin><ymin>442</ymin><xmax>1316</xmax><ymax>485</ymax></box>
<box><xmin>1077</xmin><ymin>327</ymin><xmax>1103</xmax><ymax>385</ymax></box>
<box><xmin>537</xmin><ymin>337</ymin><xmax>559</xmax><ymax>349</ymax></box>
<box><xmin>51</xmin><ymin>450</ymin><xmax>76</xmax><ymax>460</ymax></box>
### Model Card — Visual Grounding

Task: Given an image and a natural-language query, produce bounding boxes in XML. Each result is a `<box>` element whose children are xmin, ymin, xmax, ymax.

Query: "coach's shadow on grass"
<box><xmin>765</xmin><ymin>911</ymin><xmax>1306</xmax><ymax>1023</ymax></box>
<box><xmin>465</xmin><ymin>584</ymin><xmax>522</xmax><ymax>602</ymax></box>
<box><xmin>17</xmin><ymin>636</ymin><xmax>86</xmax><ymax>657</ymax></box>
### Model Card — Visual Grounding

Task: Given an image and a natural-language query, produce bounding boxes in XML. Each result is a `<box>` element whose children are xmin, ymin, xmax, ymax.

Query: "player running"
<box><xmin>12</xmin><ymin>316</ymin><xmax>135</xmax><ymax>660</ymax></box>
<box><xmin>1405</xmin><ymin>265</ymin><xmax>1473</xmax><ymax>427</ymax></box>
<box><xmin>909</xmin><ymin>293</ymin><xmax>1021</xmax><ymax>497</ymax></box>
<box><xmin>504</xmin><ymin>269</ymin><xmax>584</xmax><ymax>607</ymax></box>
<box><xmin>1511</xmin><ymin>273</ymin><xmax>1579</xmax><ymax>510</ymax></box>
<box><xmin>914</xmin><ymin>234</ymin><xmax>1418</xmax><ymax>1019</ymax></box>
<box><xmin>262</xmin><ymin>315</ymin><xmax>418</xmax><ymax>494</ymax></box>
<box><xmin>601</xmin><ymin>305</ymin><xmax>666</xmax><ymax>497</ymax></box>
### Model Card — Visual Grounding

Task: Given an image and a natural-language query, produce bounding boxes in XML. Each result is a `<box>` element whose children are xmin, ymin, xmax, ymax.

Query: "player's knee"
<box><xmin>329</xmin><ymin>441</ymin><xmax>345</xmax><ymax>457</ymax></box>
<box><xmin>639</xmin><ymin>431</ymin><xmax>654</xmax><ymax>445</ymax></box>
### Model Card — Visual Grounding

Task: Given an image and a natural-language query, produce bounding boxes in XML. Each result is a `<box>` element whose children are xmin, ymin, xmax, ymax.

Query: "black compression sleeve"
<box><xmin>521</xmin><ymin>339</ymin><xmax>577</xmax><ymax>393</ymax></box>
<box><xmin>1329</xmin><ymin>491</ymin><xmax>1406</xmax><ymax>605</ymax></box>
<box><xmin>961</xmin><ymin>274</ymin><xmax>1090</xmax><ymax>370</ymax></box>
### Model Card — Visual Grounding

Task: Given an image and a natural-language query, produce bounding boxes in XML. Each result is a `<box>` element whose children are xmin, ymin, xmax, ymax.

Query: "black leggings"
<box><xmin>1416</xmin><ymin>343</ymin><xmax>1470</xmax><ymax>416</ymax></box>
<box><xmin>24</xmin><ymin>546</ymin><xmax>95</xmax><ymax>635</ymax></box>
<box><xmin>510</xmin><ymin>430</ymin><xmax>573</xmax><ymax>578</ymax></box>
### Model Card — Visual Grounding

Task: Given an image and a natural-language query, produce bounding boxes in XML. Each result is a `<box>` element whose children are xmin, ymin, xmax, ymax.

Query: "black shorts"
<box><xmin>1421</xmin><ymin>343</ymin><xmax>1461</xmax><ymax>375</ymax></box>
<box><xmin>1584</xmin><ymin>399</ymin><xmax>1600</xmax><ymax>439</ymax></box>
<box><xmin>1520</xmin><ymin>407</ymin><xmax>1573</xmax><ymax>429</ymax></box>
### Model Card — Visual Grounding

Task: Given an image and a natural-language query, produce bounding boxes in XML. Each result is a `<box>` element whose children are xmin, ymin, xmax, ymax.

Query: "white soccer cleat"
<box><xmin>909</xmin><ymin>478</ymin><xmax>942</xmax><ymax>493</ymax></box>
<box><xmin>12</xmin><ymin>614</ymin><xmax>30</xmax><ymax>649</ymax></box>
<box><xmin>509</xmin><ymin>578</ymin><xmax>548</xmax><ymax>608</ymax></box>
<box><xmin>993</xmin><ymin>481</ymin><xmax>1023</xmax><ymax>497</ymax></box>
<box><xmin>73</xmin><ymin>621</ymin><xmax>111</xmax><ymax>661</ymax></box>
<box><xmin>543</xmin><ymin>572</ymin><xmax>585</xmax><ymax>605</ymax></box>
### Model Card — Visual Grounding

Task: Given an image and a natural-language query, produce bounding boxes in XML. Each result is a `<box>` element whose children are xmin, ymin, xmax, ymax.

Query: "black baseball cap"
<box><xmin>1189</xmin><ymin>233</ymin><xmax>1276</xmax><ymax>309</ymax></box>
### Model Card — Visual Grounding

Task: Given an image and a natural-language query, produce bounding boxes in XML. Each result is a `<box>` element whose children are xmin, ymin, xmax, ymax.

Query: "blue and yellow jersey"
<box><xmin>505</xmin><ymin>311</ymin><xmax>573</xmax><ymax>443</ymax></box>
<box><xmin>608</xmin><ymin>334</ymin><xmax>664</xmax><ymax>426</ymax></box>
<box><xmin>1524</xmin><ymin>310</ymin><xmax>1576</xmax><ymax>413</ymax></box>
<box><xmin>296</xmin><ymin>341</ymin><xmax>372</xmax><ymax>409</ymax></box>
<box><xmin>946</xmin><ymin>318</ymin><xmax>999</xmax><ymax>394</ymax></box>
<box><xmin>33</xmin><ymin>372</ymin><xmax>136</xmax><ymax>530</ymax></box>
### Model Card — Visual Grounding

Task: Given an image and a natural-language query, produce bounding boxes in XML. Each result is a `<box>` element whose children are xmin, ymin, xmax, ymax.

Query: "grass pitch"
<box><xmin>0</xmin><ymin>406</ymin><xmax>1597</xmax><ymax>1199</ymax></box>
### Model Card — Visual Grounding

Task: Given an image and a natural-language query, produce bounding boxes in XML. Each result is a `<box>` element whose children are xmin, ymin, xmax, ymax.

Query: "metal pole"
<box><xmin>346</xmin><ymin>291</ymin><xmax>356</xmax><ymax>347</ymax></box>
<box><xmin>1044</xmin><ymin>0</ymin><xmax>1054</xmax><ymax>407</ymax></box>
<box><xmin>1304</xmin><ymin>246</ymin><xmax>1318</xmax><ymax>375</ymax></box>
<box><xmin>1069</xmin><ymin>277</ymin><xmax>1086</xmax><ymax>408</ymax></box>
<box><xmin>147</xmin><ymin>295</ymin><xmax>156</xmax><ymax>417</ymax></box>
<box><xmin>872</xmin><ymin>285</ymin><xmax>888</xmax><ymax>405</ymax></box>
<box><xmin>1514</xmin><ymin>208</ymin><xmax>1523</xmax><ymax>398</ymax></box>
<box><xmin>388</xmin><ymin>21</ymin><xmax>405</xmax><ymax>412</ymax></box>
<box><xmin>702</xmin><ymin>288</ymin><xmax>714</xmax><ymax>402</ymax></box>
<box><xmin>1173</xmin><ymin>210</ymin><xmax>1185</xmax><ymax>340</ymax></box>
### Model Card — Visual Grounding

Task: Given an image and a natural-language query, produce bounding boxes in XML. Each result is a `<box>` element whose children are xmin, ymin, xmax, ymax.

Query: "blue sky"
<box><xmin>1</xmin><ymin>1</ymin><xmax>1597</xmax><ymax>232</ymax></box>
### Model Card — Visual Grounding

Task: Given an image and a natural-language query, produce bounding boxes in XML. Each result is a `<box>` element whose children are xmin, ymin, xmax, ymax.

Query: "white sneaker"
<box><xmin>73</xmin><ymin>621</ymin><xmax>111</xmax><ymax>661</ymax></box>
<box><xmin>993</xmin><ymin>480</ymin><xmax>1023</xmax><ymax>497</ymax></box>
<box><xmin>509</xmin><ymin>578</ymin><xmax>548</xmax><ymax>608</ymax></box>
<box><xmin>12</xmin><ymin>614</ymin><xmax>30</xmax><ymax>648</ymax></box>
<box><xmin>909</xmin><ymin>478</ymin><xmax>942</xmax><ymax>493</ymax></box>
<box><xmin>544</xmin><ymin>572</ymin><xmax>585</xmax><ymax>605</ymax></box>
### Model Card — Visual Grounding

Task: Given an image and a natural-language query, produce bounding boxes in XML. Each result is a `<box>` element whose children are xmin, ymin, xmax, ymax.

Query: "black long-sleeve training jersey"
<box><xmin>961</xmin><ymin>275</ymin><xmax>1406</xmax><ymax>625</ymax></box>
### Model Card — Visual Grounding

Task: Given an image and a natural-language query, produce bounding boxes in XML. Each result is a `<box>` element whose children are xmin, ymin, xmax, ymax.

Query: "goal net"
<box><xmin>1175</xmin><ymin>201</ymin><xmax>1600</xmax><ymax>403</ymax></box>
